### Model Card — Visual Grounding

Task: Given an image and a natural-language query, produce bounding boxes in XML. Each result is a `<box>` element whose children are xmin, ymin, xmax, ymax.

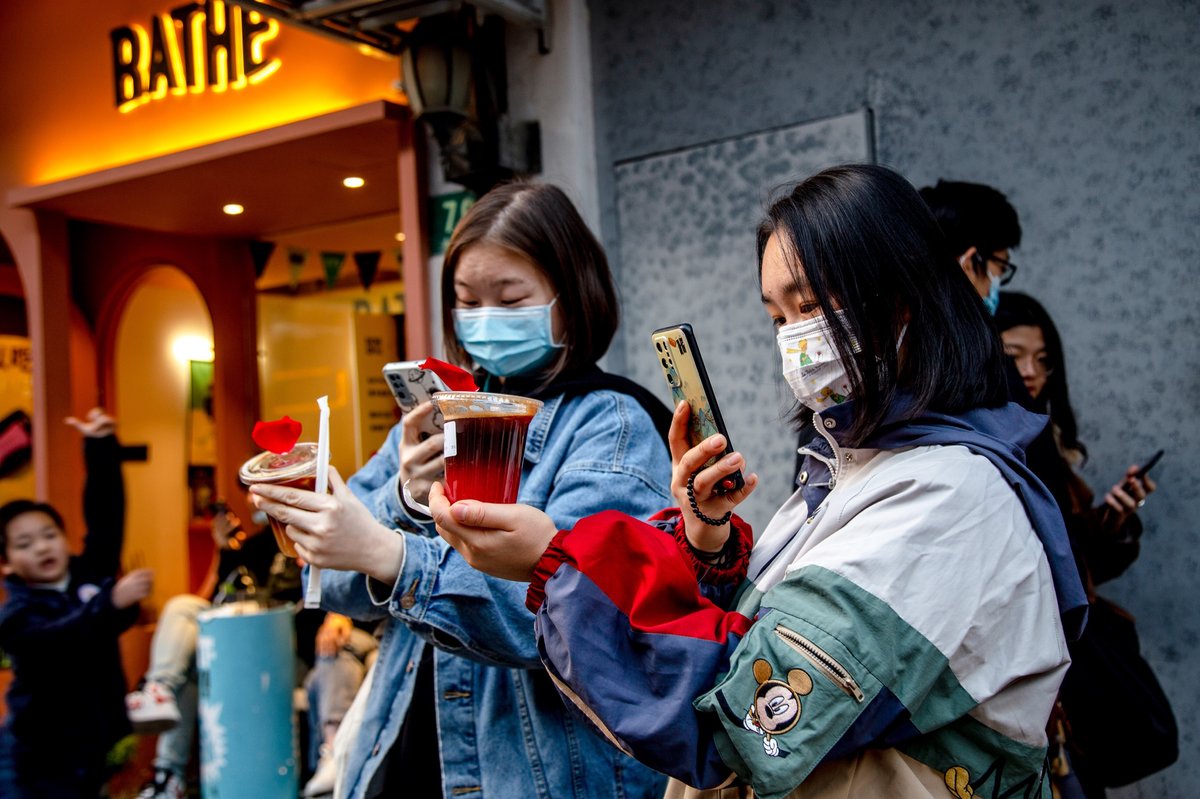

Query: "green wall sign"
<box><xmin>429</xmin><ymin>190</ymin><xmax>476</xmax><ymax>256</ymax></box>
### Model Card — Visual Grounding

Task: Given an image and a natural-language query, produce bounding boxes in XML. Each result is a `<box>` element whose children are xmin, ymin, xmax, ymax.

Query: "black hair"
<box><xmin>0</xmin><ymin>499</ymin><xmax>65</xmax><ymax>558</ymax></box>
<box><xmin>995</xmin><ymin>291</ymin><xmax>1087</xmax><ymax>463</ymax></box>
<box><xmin>917</xmin><ymin>179</ymin><xmax>1022</xmax><ymax>277</ymax></box>
<box><xmin>758</xmin><ymin>164</ymin><xmax>1008</xmax><ymax>446</ymax></box>
<box><xmin>440</xmin><ymin>182</ymin><xmax>618</xmax><ymax>387</ymax></box>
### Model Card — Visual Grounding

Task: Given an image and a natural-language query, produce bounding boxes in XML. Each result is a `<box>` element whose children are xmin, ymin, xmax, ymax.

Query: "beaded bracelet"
<box><xmin>686</xmin><ymin>471</ymin><xmax>733</xmax><ymax>527</ymax></box>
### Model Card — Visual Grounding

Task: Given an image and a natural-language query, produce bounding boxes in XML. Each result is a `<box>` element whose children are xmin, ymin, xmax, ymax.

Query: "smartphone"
<box><xmin>382</xmin><ymin>361</ymin><xmax>450</xmax><ymax>440</ymax></box>
<box><xmin>1133</xmin><ymin>449</ymin><xmax>1164</xmax><ymax>480</ymax></box>
<box><xmin>652</xmin><ymin>324</ymin><xmax>744</xmax><ymax>495</ymax></box>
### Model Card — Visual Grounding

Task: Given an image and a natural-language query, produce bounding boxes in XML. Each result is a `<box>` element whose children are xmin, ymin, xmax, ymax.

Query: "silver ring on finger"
<box><xmin>1137</xmin><ymin>498</ymin><xmax>1146</xmax><ymax>508</ymax></box>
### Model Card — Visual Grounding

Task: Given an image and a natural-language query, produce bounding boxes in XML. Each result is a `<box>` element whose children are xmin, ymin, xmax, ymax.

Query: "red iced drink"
<box><xmin>431</xmin><ymin>392</ymin><xmax>543</xmax><ymax>504</ymax></box>
<box><xmin>238</xmin><ymin>443</ymin><xmax>321</xmax><ymax>557</ymax></box>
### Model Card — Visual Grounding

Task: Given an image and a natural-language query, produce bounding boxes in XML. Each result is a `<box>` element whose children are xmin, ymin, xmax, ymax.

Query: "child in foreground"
<box><xmin>0</xmin><ymin>409</ymin><xmax>153</xmax><ymax>799</ymax></box>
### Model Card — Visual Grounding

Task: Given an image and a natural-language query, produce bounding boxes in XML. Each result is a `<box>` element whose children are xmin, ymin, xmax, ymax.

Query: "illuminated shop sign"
<box><xmin>110</xmin><ymin>0</ymin><xmax>281</xmax><ymax>113</ymax></box>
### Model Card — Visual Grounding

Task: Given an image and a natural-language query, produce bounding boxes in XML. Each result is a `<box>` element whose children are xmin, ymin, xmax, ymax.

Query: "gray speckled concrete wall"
<box><xmin>614</xmin><ymin>111</ymin><xmax>871</xmax><ymax>526</ymax></box>
<box><xmin>593</xmin><ymin>0</ymin><xmax>1199</xmax><ymax>792</ymax></box>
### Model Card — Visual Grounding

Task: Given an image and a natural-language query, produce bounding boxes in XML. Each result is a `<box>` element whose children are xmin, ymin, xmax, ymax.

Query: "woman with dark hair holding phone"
<box><xmin>431</xmin><ymin>165</ymin><xmax>1087</xmax><ymax>799</ymax></box>
<box><xmin>250</xmin><ymin>182</ymin><xmax>672</xmax><ymax>799</ymax></box>
<box><xmin>996</xmin><ymin>292</ymin><xmax>1156</xmax><ymax>583</ymax></box>
<box><xmin>996</xmin><ymin>291</ymin><xmax>1171</xmax><ymax>798</ymax></box>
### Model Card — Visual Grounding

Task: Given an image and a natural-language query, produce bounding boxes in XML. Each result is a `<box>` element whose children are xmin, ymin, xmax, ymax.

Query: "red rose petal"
<box><xmin>419</xmin><ymin>358</ymin><xmax>478</xmax><ymax>391</ymax></box>
<box><xmin>252</xmin><ymin>416</ymin><xmax>303</xmax><ymax>454</ymax></box>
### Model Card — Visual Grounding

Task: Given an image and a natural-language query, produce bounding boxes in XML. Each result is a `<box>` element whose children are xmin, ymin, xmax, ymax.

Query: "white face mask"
<box><xmin>776</xmin><ymin>312</ymin><xmax>855</xmax><ymax>412</ymax></box>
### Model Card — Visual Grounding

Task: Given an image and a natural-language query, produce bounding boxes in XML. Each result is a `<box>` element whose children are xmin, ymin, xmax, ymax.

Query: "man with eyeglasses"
<box><xmin>796</xmin><ymin>177</ymin><xmax>1067</xmax><ymax>506</ymax></box>
<box><xmin>918</xmin><ymin>179</ymin><xmax>1020</xmax><ymax>314</ymax></box>
<box><xmin>912</xmin><ymin>178</ymin><xmax>1072</xmax><ymax>515</ymax></box>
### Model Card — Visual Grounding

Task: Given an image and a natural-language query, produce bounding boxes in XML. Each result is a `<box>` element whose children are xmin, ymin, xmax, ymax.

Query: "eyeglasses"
<box><xmin>985</xmin><ymin>254</ymin><xmax>1018</xmax><ymax>286</ymax></box>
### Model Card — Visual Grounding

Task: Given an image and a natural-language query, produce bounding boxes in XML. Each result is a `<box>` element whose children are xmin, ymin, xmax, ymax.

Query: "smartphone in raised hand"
<box><xmin>652</xmin><ymin>324</ymin><xmax>744</xmax><ymax>495</ymax></box>
<box><xmin>1133</xmin><ymin>449</ymin><xmax>1164</xmax><ymax>480</ymax></box>
<box><xmin>382</xmin><ymin>361</ymin><xmax>450</xmax><ymax>441</ymax></box>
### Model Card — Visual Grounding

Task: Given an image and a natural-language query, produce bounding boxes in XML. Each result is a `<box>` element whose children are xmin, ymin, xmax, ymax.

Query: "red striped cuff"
<box><xmin>526</xmin><ymin>528</ymin><xmax>572</xmax><ymax>613</ymax></box>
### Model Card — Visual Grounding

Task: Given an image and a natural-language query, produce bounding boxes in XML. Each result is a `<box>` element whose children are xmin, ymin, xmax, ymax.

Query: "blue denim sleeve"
<box><xmin>315</xmin><ymin>422</ymin><xmax>429</xmax><ymax>621</ymax></box>
<box><xmin>378</xmin><ymin>391</ymin><xmax>673</xmax><ymax>669</ymax></box>
<box><xmin>540</xmin><ymin>391</ymin><xmax>673</xmax><ymax>529</ymax></box>
<box><xmin>344</xmin><ymin>422</ymin><xmax>427</xmax><ymax>532</ymax></box>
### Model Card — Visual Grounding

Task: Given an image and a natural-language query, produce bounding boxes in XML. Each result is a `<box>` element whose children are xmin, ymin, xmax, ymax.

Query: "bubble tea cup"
<box><xmin>430</xmin><ymin>392</ymin><xmax>544</xmax><ymax>503</ymax></box>
<box><xmin>238</xmin><ymin>442</ymin><xmax>321</xmax><ymax>557</ymax></box>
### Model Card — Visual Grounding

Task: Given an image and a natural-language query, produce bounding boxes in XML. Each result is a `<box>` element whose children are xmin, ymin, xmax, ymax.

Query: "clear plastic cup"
<box><xmin>430</xmin><ymin>392</ymin><xmax>543</xmax><ymax>504</ymax></box>
<box><xmin>238</xmin><ymin>443</ymin><xmax>320</xmax><ymax>557</ymax></box>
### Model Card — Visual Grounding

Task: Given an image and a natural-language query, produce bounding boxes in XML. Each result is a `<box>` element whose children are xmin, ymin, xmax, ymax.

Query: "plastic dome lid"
<box><xmin>238</xmin><ymin>442</ymin><xmax>319</xmax><ymax>484</ymax></box>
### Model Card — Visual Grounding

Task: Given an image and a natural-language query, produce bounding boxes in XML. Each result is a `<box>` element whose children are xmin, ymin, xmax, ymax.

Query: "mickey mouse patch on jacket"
<box><xmin>739</xmin><ymin>659</ymin><xmax>813</xmax><ymax>757</ymax></box>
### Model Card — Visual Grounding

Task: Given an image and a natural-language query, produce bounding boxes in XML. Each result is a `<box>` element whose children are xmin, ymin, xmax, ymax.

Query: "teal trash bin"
<box><xmin>197</xmin><ymin>603</ymin><xmax>297</xmax><ymax>799</ymax></box>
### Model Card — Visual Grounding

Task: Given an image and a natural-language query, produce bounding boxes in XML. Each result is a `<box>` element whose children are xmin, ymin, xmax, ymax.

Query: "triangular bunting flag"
<box><xmin>287</xmin><ymin>248</ymin><xmax>308</xmax><ymax>291</ymax></box>
<box><xmin>321</xmin><ymin>252</ymin><xmax>346</xmax><ymax>289</ymax></box>
<box><xmin>249</xmin><ymin>240</ymin><xmax>276</xmax><ymax>279</ymax></box>
<box><xmin>354</xmin><ymin>251</ymin><xmax>382</xmax><ymax>291</ymax></box>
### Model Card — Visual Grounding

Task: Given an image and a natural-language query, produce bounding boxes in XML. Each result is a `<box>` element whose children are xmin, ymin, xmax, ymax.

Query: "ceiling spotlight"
<box><xmin>394</xmin><ymin>232</ymin><xmax>406</xmax><ymax>242</ymax></box>
<box><xmin>343</xmin><ymin>176</ymin><xmax>366</xmax><ymax>188</ymax></box>
<box><xmin>223</xmin><ymin>203</ymin><xmax>245</xmax><ymax>215</ymax></box>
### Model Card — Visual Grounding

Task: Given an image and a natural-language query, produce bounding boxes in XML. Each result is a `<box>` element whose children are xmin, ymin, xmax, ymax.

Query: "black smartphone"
<box><xmin>651</xmin><ymin>323</ymin><xmax>744</xmax><ymax>495</ymax></box>
<box><xmin>1133</xmin><ymin>449</ymin><xmax>1164</xmax><ymax>480</ymax></box>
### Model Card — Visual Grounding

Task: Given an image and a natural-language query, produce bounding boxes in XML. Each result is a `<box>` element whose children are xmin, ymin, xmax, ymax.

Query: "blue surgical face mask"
<box><xmin>453</xmin><ymin>298</ymin><xmax>565</xmax><ymax>377</ymax></box>
<box><xmin>982</xmin><ymin>273</ymin><xmax>1001</xmax><ymax>315</ymax></box>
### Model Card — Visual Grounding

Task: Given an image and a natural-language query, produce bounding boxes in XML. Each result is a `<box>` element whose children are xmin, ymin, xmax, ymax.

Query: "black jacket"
<box><xmin>0</xmin><ymin>435</ymin><xmax>138</xmax><ymax>770</ymax></box>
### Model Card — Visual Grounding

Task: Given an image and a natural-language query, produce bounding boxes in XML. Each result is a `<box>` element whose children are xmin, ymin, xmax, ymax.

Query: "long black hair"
<box><xmin>758</xmin><ymin>164</ymin><xmax>1008</xmax><ymax>445</ymax></box>
<box><xmin>995</xmin><ymin>291</ymin><xmax>1087</xmax><ymax>463</ymax></box>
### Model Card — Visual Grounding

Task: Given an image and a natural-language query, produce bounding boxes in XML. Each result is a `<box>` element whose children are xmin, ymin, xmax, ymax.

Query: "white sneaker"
<box><xmin>126</xmin><ymin>681</ymin><xmax>181</xmax><ymax>734</ymax></box>
<box><xmin>137</xmin><ymin>768</ymin><xmax>187</xmax><ymax>799</ymax></box>
<box><xmin>303</xmin><ymin>745</ymin><xmax>337</xmax><ymax>797</ymax></box>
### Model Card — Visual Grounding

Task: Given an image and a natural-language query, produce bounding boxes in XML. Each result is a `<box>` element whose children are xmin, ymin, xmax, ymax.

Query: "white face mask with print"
<box><xmin>776</xmin><ymin>312</ymin><xmax>855</xmax><ymax>413</ymax></box>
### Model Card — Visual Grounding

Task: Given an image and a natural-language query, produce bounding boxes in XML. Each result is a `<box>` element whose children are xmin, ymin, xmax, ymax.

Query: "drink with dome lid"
<box><xmin>430</xmin><ymin>392</ymin><xmax>543</xmax><ymax>504</ymax></box>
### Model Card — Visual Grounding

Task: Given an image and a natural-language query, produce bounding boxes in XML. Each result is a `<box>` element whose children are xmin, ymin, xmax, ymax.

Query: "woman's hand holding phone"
<box><xmin>1102</xmin><ymin>463</ymin><xmax>1158</xmax><ymax>529</ymax></box>
<box><xmin>399</xmin><ymin>402</ymin><xmax>446</xmax><ymax>506</ymax></box>
<box><xmin>669</xmin><ymin>401</ymin><xmax>758</xmax><ymax>552</ymax></box>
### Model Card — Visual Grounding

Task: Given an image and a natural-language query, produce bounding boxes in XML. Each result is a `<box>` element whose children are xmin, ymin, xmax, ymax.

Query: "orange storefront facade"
<box><xmin>0</xmin><ymin>0</ymin><xmax>432</xmax><ymax>608</ymax></box>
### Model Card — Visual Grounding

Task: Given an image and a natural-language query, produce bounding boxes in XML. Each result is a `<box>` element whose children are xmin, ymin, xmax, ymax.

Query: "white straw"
<box><xmin>306</xmin><ymin>395</ymin><xmax>331</xmax><ymax>608</ymax></box>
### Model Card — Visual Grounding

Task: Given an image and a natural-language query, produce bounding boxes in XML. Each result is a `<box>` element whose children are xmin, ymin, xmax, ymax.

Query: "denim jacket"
<box><xmin>315</xmin><ymin>387</ymin><xmax>672</xmax><ymax>799</ymax></box>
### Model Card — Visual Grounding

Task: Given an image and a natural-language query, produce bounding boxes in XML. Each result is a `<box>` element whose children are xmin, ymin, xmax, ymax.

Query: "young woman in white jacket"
<box><xmin>430</xmin><ymin>165</ymin><xmax>1087</xmax><ymax>799</ymax></box>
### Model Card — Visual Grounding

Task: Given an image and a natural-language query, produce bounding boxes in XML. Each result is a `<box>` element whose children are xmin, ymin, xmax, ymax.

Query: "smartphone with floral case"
<box><xmin>382</xmin><ymin>361</ymin><xmax>450</xmax><ymax>441</ymax></box>
<box><xmin>652</xmin><ymin>324</ymin><xmax>744</xmax><ymax>494</ymax></box>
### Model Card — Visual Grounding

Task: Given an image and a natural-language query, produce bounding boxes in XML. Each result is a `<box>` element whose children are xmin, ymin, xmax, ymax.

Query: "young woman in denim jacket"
<box><xmin>251</xmin><ymin>182</ymin><xmax>672</xmax><ymax>799</ymax></box>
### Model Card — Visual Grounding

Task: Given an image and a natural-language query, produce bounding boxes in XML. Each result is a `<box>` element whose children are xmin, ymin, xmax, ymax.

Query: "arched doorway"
<box><xmin>114</xmin><ymin>266</ymin><xmax>214</xmax><ymax>607</ymax></box>
<box><xmin>0</xmin><ymin>233</ymin><xmax>33</xmax><ymax>506</ymax></box>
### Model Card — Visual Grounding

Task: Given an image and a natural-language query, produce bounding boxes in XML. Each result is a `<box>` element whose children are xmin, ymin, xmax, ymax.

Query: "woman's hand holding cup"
<box><xmin>249</xmin><ymin>466</ymin><xmax>405</xmax><ymax>585</ymax></box>
<box><xmin>669</xmin><ymin>401</ymin><xmax>758</xmax><ymax>553</ymax></box>
<box><xmin>430</xmin><ymin>482</ymin><xmax>558</xmax><ymax>582</ymax></box>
